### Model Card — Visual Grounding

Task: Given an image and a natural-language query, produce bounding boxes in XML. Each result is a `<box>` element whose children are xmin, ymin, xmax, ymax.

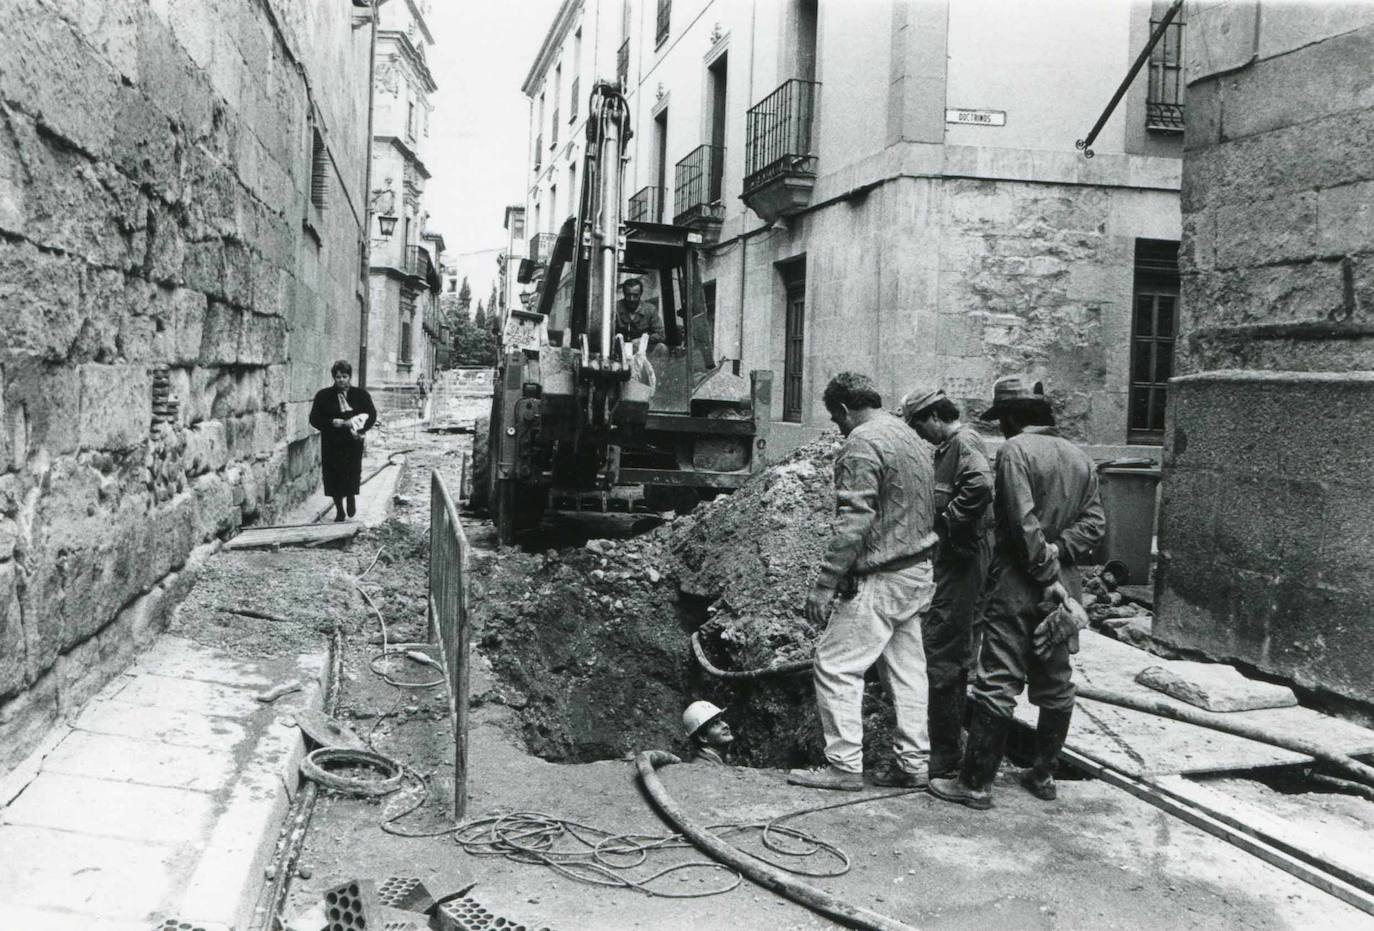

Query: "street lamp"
<box><xmin>377</xmin><ymin>214</ymin><xmax>398</xmax><ymax>238</ymax></box>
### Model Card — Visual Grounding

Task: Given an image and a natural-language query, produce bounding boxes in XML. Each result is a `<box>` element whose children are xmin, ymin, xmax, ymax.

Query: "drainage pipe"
<box><xmin>691</xmin><ymin>630</ymin><xmax>811</xmax><ymax>680</ymax></box>
<box><xmin>634</xmin><ymin>752</ymin><xmax>919</xmax><ymax>931</ymax></box>
<box><xmin>1076</xmin><ymin>684</ymin><xmax>1374</xmax><ymax>790</ymax></box>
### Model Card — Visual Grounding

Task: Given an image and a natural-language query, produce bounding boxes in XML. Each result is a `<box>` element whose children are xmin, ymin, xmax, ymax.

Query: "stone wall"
<box><xmin>0</xmin><ymin>0</ymin><xmax>369</xmax><ymax>775</ymax></box>
<box><xmin>1154</xmin><ymin>4</ymin><xmax>1374</xmax><ymax>705</ymax></box>
<box><xmin>721</xmin><ymin>160</ymin><xmax>1179</xmax><ymax>444</ymax></box>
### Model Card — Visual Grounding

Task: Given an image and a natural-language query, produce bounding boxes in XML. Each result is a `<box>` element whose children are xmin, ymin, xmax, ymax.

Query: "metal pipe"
<box><xmin>1075</xmin><ymin>0</ymin><xmax>1184</xmax><ymax>158</ymax></box>
<box><xmin>358</xmin><ymin>0</ymin><xmax>385</xmax><ymax>387</ymax></box>
<box><xmin>598</xmin><ymin>94</ymin><xmax>623</xmax><ymax>359</ymax></box>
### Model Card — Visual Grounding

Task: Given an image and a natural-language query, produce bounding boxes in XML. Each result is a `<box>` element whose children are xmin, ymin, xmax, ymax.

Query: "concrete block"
<box><xmin>43</xmin><ymin>728</ymin><xmax>237</xmax><ymax>792</ymax></box>
<box><xmin>1136</xmin><ymin>662</ymin><xmax>1298</xmax><ymax>712</ymax></box>
<box><xmin>74</xmin><ymin>697</ymin><xmax>248</xmax><ymax>749</ymax></box>
<box><xmin>1317</xmin><ymin>180</ymin><xmax>1374</xmax><ymax>254</ymax></box>
<box><xmin>78</xmin><ymin>364</ymin><xmax>151</xmax><ymax>451</ymax></box>
<box><xmin>0</xmin><ymin>670</ymin><xmax>59</xmax><ymax>776</ymax></box>
<box><xmin>0</xmin><ymin>824</ymin><xmax>179</xmax><ymax>918</ymax></box>
<box><xmin>0</xmin><ymin>239</ymin><xmax>85</xmax><ymax>361</ymax></box>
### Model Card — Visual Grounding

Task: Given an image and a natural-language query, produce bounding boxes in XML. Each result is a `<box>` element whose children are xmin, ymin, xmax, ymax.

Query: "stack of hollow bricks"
<box><xmin>0</xmin><ymin>0</ymin><xmax>367</xmax><ymax>778</ymax></box>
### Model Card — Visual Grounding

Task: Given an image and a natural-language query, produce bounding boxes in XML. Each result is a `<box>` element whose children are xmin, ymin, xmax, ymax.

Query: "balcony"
<box><xmin>406</xmin><ymin>245</ymin><xmax>441</xmax><ymax>292</ymax></box>
<box><xmin>673</xmin><ymin>144</ymin><xmax>725</xmax><ymax>239</ymax></box>
<box><xmin>534</xmin><ymin>133</ymin><xmax>542</xmax><ymax>171</ymax></box>
<box><xmin>570</xmin><ymin>77</ymin><xmax>579</xmax><ymax>122</ymax></box>
<box><xmin>616</xmin><ymin>39</ymin><xmax>629</xmax><ymax>90</ymax></box>
<box><xmin>527</xmin><ymin>232</ymin><xmax>558</xmax><ymax>266</ymax></box>
<box><xmin>627</xmin><ymin>186</ymin><xmax>663</xmax><ymax>223</ymax></box>
<box><xmin>742</xmin><ymin>79</ymin><xmax>819</xmax><ymax>222</ymax></box>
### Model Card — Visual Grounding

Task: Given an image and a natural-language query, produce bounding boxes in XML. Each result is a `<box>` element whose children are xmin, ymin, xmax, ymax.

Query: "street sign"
<box><xmin>946</xmin><ymin>108</ymin><xmax>1006</xmax><ymax>127</ymax></box>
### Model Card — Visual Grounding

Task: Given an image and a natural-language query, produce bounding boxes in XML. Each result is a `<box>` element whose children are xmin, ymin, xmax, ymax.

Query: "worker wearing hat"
<box><xmin>930</xmin><ymin>375</ymin><xmax>1105</xmax><ymax>810</ymax></box>
<box><xmin>683</xmin><ymin>700</ymin><xmax>734</xmax><ymax>765</ymax></box>
<box><xmin>900</xmin><ymin>385</ymin><xmax>994</xmax><ymax>784</ymax></box>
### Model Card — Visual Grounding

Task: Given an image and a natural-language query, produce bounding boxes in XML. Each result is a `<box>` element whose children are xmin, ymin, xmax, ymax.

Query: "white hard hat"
<box><xmin>682</xmin><ymin>700</ymin><xmax>725</xmax><ymax>738</ymax></box>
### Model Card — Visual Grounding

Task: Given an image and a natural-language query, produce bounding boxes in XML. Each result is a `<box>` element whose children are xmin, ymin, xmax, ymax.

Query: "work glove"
<box><xmin>1033</xmin><ymin>597</ymin><xmax>1089</xmax><ymax>661</ymax></box>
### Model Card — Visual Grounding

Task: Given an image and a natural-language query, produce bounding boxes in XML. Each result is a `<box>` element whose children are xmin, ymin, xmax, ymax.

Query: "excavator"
<box><xmin>472</xmin><ymin>81</ymin><xmax>773</xmax><ymax>544</ymax></box>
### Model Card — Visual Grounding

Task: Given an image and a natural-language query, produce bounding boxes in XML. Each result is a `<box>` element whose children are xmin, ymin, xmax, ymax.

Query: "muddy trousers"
<box><xmin>813</xmin><ymin>562</ymin><xmax>936</xmax><ymax>775</ymax></box>
<box><xmin>924</xmin><ymin>541</ymin><xmax>989</xmax><ymax>776</ymax></box>
<box><xmin>969</xmin><ymin>564</ymin><xmax>1076</xmax><ymax>720</ymax></box>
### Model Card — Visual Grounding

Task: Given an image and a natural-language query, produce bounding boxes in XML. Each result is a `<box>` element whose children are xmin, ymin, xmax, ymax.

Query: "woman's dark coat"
<box><xmin>309</xmin><ymin>385</ymin><xmax>377</xmax><ymax>497</ymax></box>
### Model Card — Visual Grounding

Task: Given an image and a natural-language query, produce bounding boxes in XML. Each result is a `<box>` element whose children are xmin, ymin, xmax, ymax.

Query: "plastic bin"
<box><xmin>1093</xmin><ymin>460</ymin><xmax>1162</xmax><ymax>585</ymax></box>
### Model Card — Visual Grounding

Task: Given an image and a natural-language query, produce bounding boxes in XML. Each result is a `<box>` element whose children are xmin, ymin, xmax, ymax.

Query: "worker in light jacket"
<box><xmin>901</xmin><ymin>386</ymin><xmax>994</xmax><ymax>783</ymax></box>
<box><xmin>788</xmin><ymin>372</ymin><xmax>939</xmax><ymax>791</ymax></box>
<box><xmin>308</xmin><ymin>359</ymin><xmax>378</xmax><ymax>523</ymax></box>
<box><xmin>930</xmin><ymin>375</ymin><xmax>1105</xmax><ymax>810</ymax></box>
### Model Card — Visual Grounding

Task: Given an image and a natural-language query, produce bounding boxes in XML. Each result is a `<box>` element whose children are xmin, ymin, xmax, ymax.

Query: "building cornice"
<box><xmin>403</xmin><ymin>0</ymin><xmax>435</xmax><ymax>46</ymax></box>
<box><xmin>378</xmin><ymin>30</ymin><xmax>438</xmax><ymax>94</ymax></box>
<box><xmin>521</xmin><ymin>0</ymin><xmax>582</xmax><ymax>97</ymax></box>
<box><xmin>375</xmin><ymin>135</ymin><xmax>431</xmax><ymax>179</ymax></box>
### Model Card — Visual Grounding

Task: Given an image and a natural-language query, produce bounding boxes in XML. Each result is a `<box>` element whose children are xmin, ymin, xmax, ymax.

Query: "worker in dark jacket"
<box><xmin>902</xmin><ymin>386</ymin><xmax>993</xmax><ymax>782</ymax></box>
<box><xmin>308</xmin><ymin>360</ymin><xmax>378</xmax><ymax>523</ymax></box>
<box><xmin>788</xmin><ymin>373</ymin><xmax>939</xmax><ymax>791</ymax></box>
<box><xmin>930</xmin><ymin>375</ymin><xmax>1105</xmax><ymax>810</ymax></box>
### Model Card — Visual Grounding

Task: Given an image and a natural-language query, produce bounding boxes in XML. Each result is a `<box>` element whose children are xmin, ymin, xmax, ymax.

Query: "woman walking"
<box><xmin>308</xmin><ymin>360</ymin><xmax>378</xmax><ymax>522</ymax></box>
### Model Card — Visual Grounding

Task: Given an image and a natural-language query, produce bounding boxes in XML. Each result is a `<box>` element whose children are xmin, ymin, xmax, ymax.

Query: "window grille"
<box><xmin>310</xmin><ymin>130</ymin><xmax>328</xmax><ymax>208</ymax></box>
<box><xmin>1146</xmin><ymin>15</ymin><xmax>1185</xmax><ymax>131</ymax></box>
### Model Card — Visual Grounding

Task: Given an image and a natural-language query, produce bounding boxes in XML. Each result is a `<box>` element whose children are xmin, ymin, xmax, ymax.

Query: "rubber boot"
<box><xmin>929</xmin><ymin>703</ymin><xmax>1009</xmax><ymax>810</ymax></box>
<box><xmin>1019</xmin><ymin>707</ymin><xmax>1073</xmax><ymax>801</ymax></box>
<box><xmin>926</xmin><ymin>681</ymin><xmax>965</xmax><ymax>780</ymax></box>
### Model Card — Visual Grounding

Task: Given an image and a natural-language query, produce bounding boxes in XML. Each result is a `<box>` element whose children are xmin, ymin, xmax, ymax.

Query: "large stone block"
<box><xmin>198</xmin><ymin>299</ymin><xmax>242</xmax><ymax>365</ymax></box>
<box><xmin>136</xmin><ymin>3</ymin><xmax>214</xmax><ymax>140</ymax></box>
<box><xmin>239</xmin><ymin>311</ymin><xmax>288</xmax><ymax>365</ymax></box>
<box><xmin>183</xmin><ymin>420</ymin><xmax>227</xmax><ymax>476</ymax></box>
<box><xmin>2</xmin><ymin>358</ymin><xmax>81</xmax><ymax>458</ymax></box>
<box><xmin>0</xmin><ymin>562</ymin><xmax>25</xmax><ymax>699</ymax></box>
<box><xmin>1317</xmin><ymin>180</ymin><xmax>1374</xmax><ymax>254</ymax></box>
<box><xmin>0</xmin><ymin>669</ymin><xmax>59</xmax><ymax>777</ymax></box>
<box><xmin>1214</xmin><ymin>191</ymin><xmax>1317</xmax><ymax>269</ymax></box>
<box><xmin>1185</xmin><ymin>0</ymin><xmax>1258</xmax><ymax>86</ymax></box>
<box><xmin>0</xmin><ymin>0</ymin><xmax>119</xmax><ymax>157</ymax></box>
<box><xmin>78</xmin><ymin>364</ymin><xmax>150</xmax><ymax>451</ymax></box>
<box><xmin>191</xmin><ymin>472</ymin><xmax>238</xmax><ymax>541</ymax></box>
<box><xmin>0</xmin><ymin>240</ymin><xmax>85</xmax><ymax>361</ymax></box>
<box><xmin>43</xmin><ymin>0</ymin><xmax>146</xmax><ymax>85</ymax></box>
<box><xmin>1185</xmin><ymin>258</ymin><xmax>1344</xmax><ymax>329</ymax></box>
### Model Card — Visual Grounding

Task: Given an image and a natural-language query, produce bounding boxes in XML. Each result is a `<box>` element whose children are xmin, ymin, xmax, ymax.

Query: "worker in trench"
<box><xmin>900</xmin><ymin>387</ymin><xmax>994</xmax><ymax>784</ymax></box>
<box><xmin>929</xmin><ymin>376</ymin><xmax>1104</xmax><ymax>810</ymax></box>
<box><xmin>682</xmin><ymin>701</ymin><xmax>734</xmax><ymax>764</ymax></box>
<box><xmin>789</xmin><ymin>372</ymin><xmax>939</xmax><ymax>791</ymax></box>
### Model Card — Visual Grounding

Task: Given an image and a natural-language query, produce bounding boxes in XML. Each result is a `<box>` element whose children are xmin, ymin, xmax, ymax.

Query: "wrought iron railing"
<box><xmin>627</xmin><ymin>185</ymin><xmax>663</xmax><ymax>223</ymax></box>
<box><xmin>527</xmin><ymin>232</ymin><xmax>558</xmax><ymax>265</ymax></box>
<box><xmin>534</xmin><ymin>133</ymin><xmax>542</xmax><ymax>170</ymax></box>
<box><xmin>1146</xmin><ymin>15</ymin><xmax>1185</xmax><ymax>131</ymax></box>
<box><xmin>406</xmin><ymin>244</ymin><xmax>433</xmax><ymax>280</ymax></box>
<box><xmin>655</xmin><ymin>0</ymin><xmax>671</xmax><ymax>47</ymax></box>
<box><xmin>429</xmin><ymin>471</ymin><xmax>472</xmax><ymax>819</ymax></box>
<box><xmin>570</xmin><ymin>77</ymin><xmax>579</xmax><ymax>121</ymax></box>
<box><xmin>617</xmin><ymin>39</ymin><xmax>629</xmax><ymax>89</ymax></box>
<box><xmin>673</xmin><ymin>144</ymin><xmax>725</xmax><ymax>226</ymax></box>
<box><xmin>743</xmin><ymin>79</ymin><xmax>819</xmax><ymax>194</ymax></box>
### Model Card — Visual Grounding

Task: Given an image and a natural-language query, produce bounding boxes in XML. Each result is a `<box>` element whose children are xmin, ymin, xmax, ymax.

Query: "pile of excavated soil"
<box><xmin>470</xmin><ymin>433</ymin><xmax>909</xmax><ymax>769</ymax></box>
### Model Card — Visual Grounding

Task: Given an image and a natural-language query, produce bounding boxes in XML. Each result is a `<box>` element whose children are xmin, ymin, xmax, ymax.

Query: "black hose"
<box><xmin>634</xmin><ymin>752</ymin><xmax>919</xmax><ymax>931</ymax></box>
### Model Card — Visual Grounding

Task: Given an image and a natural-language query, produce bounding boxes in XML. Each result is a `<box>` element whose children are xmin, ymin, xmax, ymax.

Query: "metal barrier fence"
<box><xmin>429</xmin><ymin>470</ymin><xmax>471</xmax><ymax>819</ymax></box>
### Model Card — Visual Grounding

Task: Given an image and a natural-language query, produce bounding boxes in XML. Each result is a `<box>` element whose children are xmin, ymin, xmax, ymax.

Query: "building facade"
<box><xmin>1154</xmin><ymin>2</ymin><xmax>1374</xmax><ymax>708</ymax></box>
<box><xmin>522</xmin><ymin>0</ymin><xmax>1184</xmax><ymax>449</ymax></box>
<box><xmin>367</xmin><ymin>0</ymin><xmax>444</xmax><ymax>386</ymax></box>
<box><xmin>0</xmin><ymin>0</ymin><xmax>371</xmax><ymax>775</ymax></box>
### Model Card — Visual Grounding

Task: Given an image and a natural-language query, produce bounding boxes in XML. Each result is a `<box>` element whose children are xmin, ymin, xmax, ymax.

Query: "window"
<box><xmin>568</xmin><ymin>164</ymin><xmax>577</xmax><ymax>217</ymax></box>
<box><xmin>1128</xmin><ymin>240</ymin><xmax>1180</xmax><ymax>443</ymax></box>
<box><xmin>707</xmin><ymin>53</ymin><xmax>728</xmax><ymax>202</ymax></box>
<box><xmin>571</xmin><ymin>30</ymin><xmax>582</xmax><ymax>121</ymax></box>
<box><xmin>552</xmin><ymin>64</ymin><xmax>561</xmax><ymax>147</ymax></box>
<box><xmin>656</xmin><ymin>0</ymin><xmax>671</xmax><ymax>47</ymax></box>
<box><xmin>310</xmin><ymin>129</ymin><xmax>328</xmax><ymax>208</ymax></box>
<box><xmin>653</xmin><ymin>109</ymin><xmax>668</xmax><ymax>221</ymax></box>
<box><xmin>406</xmin><ymin>100</ymin><xmax>416</xmax><ymax>141</ymax></box>
<box><xmin>1147</xmin><ymin>7</ymin><xmax>1185</xmax><ymax>131</ymax></box>
<box><xmin>780</xmin><ymin>259</ymin><xmax>806</xmax><ymax>423</ymax></box>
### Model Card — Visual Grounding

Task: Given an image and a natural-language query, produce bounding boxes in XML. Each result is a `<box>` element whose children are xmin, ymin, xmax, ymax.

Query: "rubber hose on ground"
<box><xmin>634</xmin><ymin>752</ymin><xmax>918</xmax><ymax>931</ymax></box>
<box><xmin>1076</xmin><ymin>684</ymin><xmax>1374</xmax><ymax>790</ymax></box>
<box><xmin>690</xmin><ymin>630</ymin><xmax>813</xmax><ymax>680</ymax></box>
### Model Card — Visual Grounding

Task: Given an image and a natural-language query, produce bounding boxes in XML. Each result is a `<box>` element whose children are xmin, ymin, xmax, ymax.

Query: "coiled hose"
<box><xmin>635</xmin><ymin>752</ymin><xmax>918</xmax><ymax>931</ymax></box>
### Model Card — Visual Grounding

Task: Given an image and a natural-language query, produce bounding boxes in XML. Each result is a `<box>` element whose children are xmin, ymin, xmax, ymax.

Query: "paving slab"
<box><xmin>74</xmin><ymin>698</ymin><xmax>250</xmax><ymax>749</ymax></box>
<box><xmin>1012</xmin><ymin>630</ymin><xmax>1374</xmax><ymax>775</ymax></box>
<box><xmin>0</xmin><ymin>904</ymin><xmax>150</xmax><ymax>931</ymax></box>
<box><xmin>0</xmin><ymin>824</ymin><xmax>183</xmax><ymax>918</ymax></box>
<box><xmin>130</xmin><ymin>636</ymin><xmax>277</xmax><ymax>687</ymax></box>
<box><xmin>42</xmin><ymin>730</ymin><xmax>239</xmax><ymax>792</ymax></box>
<box><xmin>1</xmin><ymin>772</ymin><xmax>217</xmax><ymax>843</ymax></box>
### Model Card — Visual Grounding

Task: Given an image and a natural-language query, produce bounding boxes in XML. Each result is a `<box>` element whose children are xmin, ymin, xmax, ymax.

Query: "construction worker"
<box><xmin>930</xmin><ymin>376</ymin><xmax>1104</xmax><ymax>810</ymax></box>
<box><xmin>901</xmin><ymin>386</ymin><xmax>993</xmax><ymax>782</ymax></box>
<box><xmin>789</xmin><ymin>373</ymin><xmax>938</xmax><ymax>791</ymax></box>
<box><xmin>615</xmin><ymin>278</ymin><xmax>666</xmax><ymax>348</ymax></box>
<box><xmin>683</xmin><ymin>701</ymin><xmax>734</xmax><ymax>764</ymax></box>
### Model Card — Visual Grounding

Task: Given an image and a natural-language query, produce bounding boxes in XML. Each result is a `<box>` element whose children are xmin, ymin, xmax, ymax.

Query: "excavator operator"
<box><xmin>615</xmin><ymin>277</ymin><xmax>666</xmax><ymax>350</ymax></box>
